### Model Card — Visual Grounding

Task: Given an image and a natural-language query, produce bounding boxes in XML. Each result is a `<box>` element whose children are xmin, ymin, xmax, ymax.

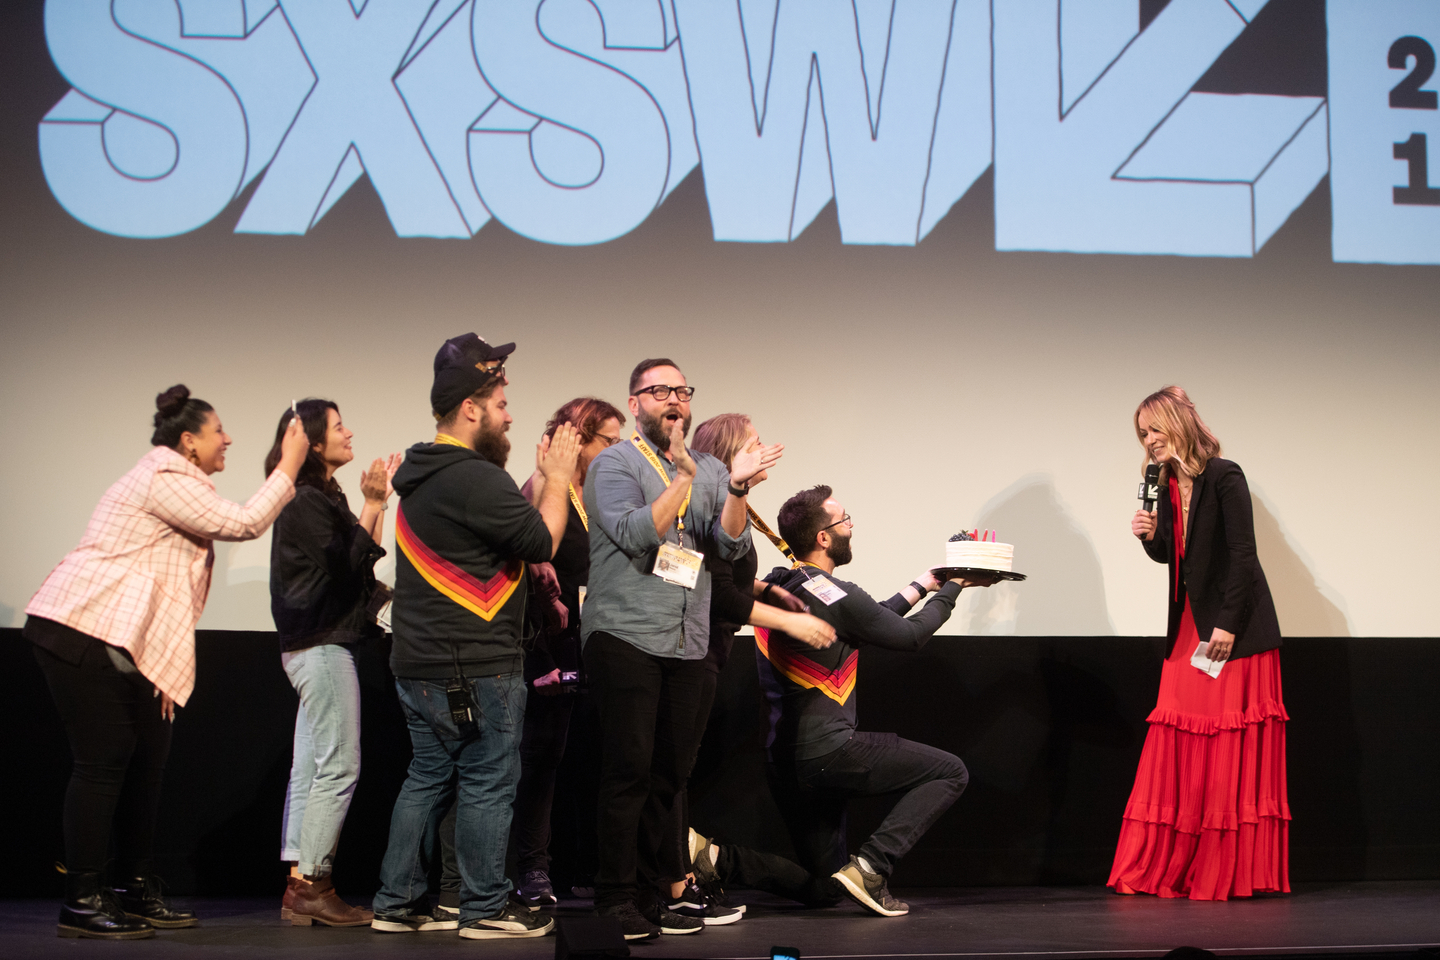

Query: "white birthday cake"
<box><xmin>945</xmin><ymin>532</ymin><xmax>1014</xmax><ymax>572</ymax></box>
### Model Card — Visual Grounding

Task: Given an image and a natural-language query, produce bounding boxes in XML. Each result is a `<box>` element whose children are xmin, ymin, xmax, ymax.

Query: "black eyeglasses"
<box><xmin>821</xmin><ymin>514</ymin><xmax>852</xmax><ymax>531</ymax></box>
<box><xmin>633</xmin><ymin>385</ymin><xmax>695</xmax><ymax>401</ymax></box>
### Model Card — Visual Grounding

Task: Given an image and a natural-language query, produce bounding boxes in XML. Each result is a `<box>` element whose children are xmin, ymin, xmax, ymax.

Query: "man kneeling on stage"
<box><xmin>697</xmin><ymin>484</ymin><xmax>995</xmax><ymax>918</ymax></box>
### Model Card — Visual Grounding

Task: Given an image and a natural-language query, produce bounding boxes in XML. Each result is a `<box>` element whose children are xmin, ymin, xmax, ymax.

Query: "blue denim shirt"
<box><xmin>581</xmin><ymin>432</ymin><xmax>751</xmax><ymax>660</ymax></box>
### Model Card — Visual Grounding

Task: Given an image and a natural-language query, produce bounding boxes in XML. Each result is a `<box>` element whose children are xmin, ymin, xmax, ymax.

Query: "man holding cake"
<box><xmin>694</xmin><ymin>485</ymin><xmax>997</xmax><ymax>918</ymax></box>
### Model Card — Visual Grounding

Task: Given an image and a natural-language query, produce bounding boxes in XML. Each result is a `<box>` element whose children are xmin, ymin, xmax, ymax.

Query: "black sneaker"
<box><xmin>372</xmin><ymin>908</ymin><xmax>455</xmax><ymax>932</ymax></box>
<box><xmin>831</xmin><ymin>856</ymin><xmax>909</xmax><ymax>917</ymax></box>
<box><xmin>458</xmin><ymin>906</ymin><xmax>554</xmax><ymax>939</ymax></box>
<box><xmin>597</xmin><ymin>902</ymin><xmax>660</xmax><ymax>941</ymax></box>
<box><xmin>512</xmin><ymin>870</ymin><xmax>558</xmax><ymax>909</ymax></box>
<box><xmin>665</xmin><ymin>880</ymin><xmax>742</xmax><ymax>925</ymax></box>
<box><xmin>640</xmin><ymin>899</ymin><xmax>703</xmax><ymax>935</ymax></box>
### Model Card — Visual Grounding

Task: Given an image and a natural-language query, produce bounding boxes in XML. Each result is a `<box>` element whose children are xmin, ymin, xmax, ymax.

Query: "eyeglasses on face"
<box><xmin>633</xmin><ymin>385</ymin><xmax>695</xmax><ymax>401</ymax></box>
<box><xmin>594</xmin><ymin>433</ymin><xmax>623</xmax><ymax>447</ymax></box>
<box><xmin>821</xmin><ymin>514</ymin><xmax>852</xmax><ymax>531</ymax></box>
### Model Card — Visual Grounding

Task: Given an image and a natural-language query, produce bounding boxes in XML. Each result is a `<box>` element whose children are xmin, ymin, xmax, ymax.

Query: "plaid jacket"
<box><xmin>26</xmin><ymin>446</ymin><xmax>294</xmax><ymax>704</ymax></box>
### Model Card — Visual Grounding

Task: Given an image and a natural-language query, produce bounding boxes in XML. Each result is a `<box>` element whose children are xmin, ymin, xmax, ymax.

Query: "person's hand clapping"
<box><xmin>729</xmin><ymin>434</ymin><xmax>784</xmax><ymax>489</ymax></box>
<box><xmin>540</xmin><ymin>423</ymin><xmax>581</xmax><ymax>483</ymax></box>
<box><xmin>276</xmin><ymin>415</ymin><xmax>310</xmax><ymax>480</ymax></box>
<box><xmin>383</xmin><ymin>451</ymin><xmax>402</xmax><ymax>498</ymax></box>
<box><xmin>668</xmin><ymin>418</ymin><xmax>698</xmax><ymax>479</ymax></box>
<box><xmin>1132</xmin><ymin>508</ymin><xmax>1157</xmax><ymax>541</ymax></box>
<box><xmin>360</xmin><ymin>458</ymin><xmax>389</xmax><ymax>504</ymax></box>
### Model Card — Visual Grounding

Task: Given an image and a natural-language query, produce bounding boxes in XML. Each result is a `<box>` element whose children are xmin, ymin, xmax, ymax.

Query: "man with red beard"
<box><xmin>372</xmin><ymin>335</ymin><xmax>579</xmax><ymax>941</ymax></box>
<box><xmin>581</xmin><ymin>358</ymin><xmax>781</xmax><ymax>939</ymax></box>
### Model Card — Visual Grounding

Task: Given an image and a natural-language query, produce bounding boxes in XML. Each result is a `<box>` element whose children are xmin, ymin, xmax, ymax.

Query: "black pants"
<box><xmin>587</xmin><ymin>632</ymin><xmax>709</xmax><ymax>911</ymax></box>
<box><xmin>32</xmin><ymin>641</ymin><xmax>172</xmax><ymax>877</ymax></box>
<box><xmin>715</xmin><ymin>732</ymin><xmax>967</xmax><ymax>898</ymax></box>
<box><xmin>512</xmin><ymin>687</ymin><xmax>576</xmax><ymax>874</ymax></box>
<box><xmin>656</xmin><ymin>666</ymin><xmax>719</xmax><ymax>885</ymax></box>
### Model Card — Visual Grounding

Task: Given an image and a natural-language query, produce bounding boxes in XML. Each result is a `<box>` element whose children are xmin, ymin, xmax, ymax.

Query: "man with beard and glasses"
<box><xmin>581</xmin><ymin>359</ymin><xmax>782</xmax><ymax>940</ymax></box>
<box><xmin>690</xmin><ymin>485</ymin><xmax>996</xmax><ymax>919</ymax></box>
<box><xmin>371</xmin><ymin>334</ymin><xmax>580</xmax><ymax>941</ymax></box>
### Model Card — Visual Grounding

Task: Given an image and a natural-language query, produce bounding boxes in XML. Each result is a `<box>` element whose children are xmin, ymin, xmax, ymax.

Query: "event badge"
<box><xmin>801</xmin><ymin>575</ymin><xmax>847</xmax><ymax>606</ymax></box>
<box><xmin>654</xmin><ymin>542</ymin><xmax>704</xmax><ymax>589</ymax></box>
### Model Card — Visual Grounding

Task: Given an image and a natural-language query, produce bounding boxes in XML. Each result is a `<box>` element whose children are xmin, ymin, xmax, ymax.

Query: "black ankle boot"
<box><xmin>116</xmin><ymin>872</ymin><xmax>198</xmax><ymax>929</ymax></box>
<box><xmin>58</xmin><ymin>870</ymin><xmax>154</xmax><ymax>939</ymax></box>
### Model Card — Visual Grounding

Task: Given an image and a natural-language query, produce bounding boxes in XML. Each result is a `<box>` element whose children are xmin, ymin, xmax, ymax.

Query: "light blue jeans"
<box><xmin>280</xmin><ymin>643</ymin><xmax>361</xmax><ymax>878</ymax></box>
<box><xmin>373</xmin><ymin>673</ymin><xmax>525</xmax><ymax>922</ymax></box>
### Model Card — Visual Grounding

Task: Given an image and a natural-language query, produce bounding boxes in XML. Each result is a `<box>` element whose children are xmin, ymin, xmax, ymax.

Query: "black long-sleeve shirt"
<box><xmin>269</xmin><ymin>486</ymin><xmax>385</xmax><ymax>652</ymax></box>
<box><xmin>756</xmin><ymin>564</ymin><xmax>962</xmax><ymax>761</ymax></box>
<box><xmin>704</xmin><ymin>544</ymin><xmax>759</xmax><ymax>674</ymax></box>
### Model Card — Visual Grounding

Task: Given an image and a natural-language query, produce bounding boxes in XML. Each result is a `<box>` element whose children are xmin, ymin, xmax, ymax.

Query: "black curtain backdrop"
<box><xmin>4</xmin><ymin>627</ymin><xmax>1436</xmax><ymax>898</ymax></box>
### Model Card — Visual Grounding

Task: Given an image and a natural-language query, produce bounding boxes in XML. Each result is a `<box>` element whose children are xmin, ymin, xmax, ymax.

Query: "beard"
<box><xmin>637</xmin><ymin>407</ymin><xmax>691</xmax><ymax>452</ymax></box>
<box><xmin>826</xmin><ymin>531</ymin><xmax>853</xmax><ymax>568</ymax></box>
<box><xmin>475</xmin><ymin>412</ymin><xmax>511</xmax><ymax>468</ymax></box>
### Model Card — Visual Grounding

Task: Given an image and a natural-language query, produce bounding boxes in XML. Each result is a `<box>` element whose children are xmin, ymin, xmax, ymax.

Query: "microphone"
<box><xmin>1138</xmin><ymin>464</ymin><xmax>1161</xmax><ymax>513</ymax></box>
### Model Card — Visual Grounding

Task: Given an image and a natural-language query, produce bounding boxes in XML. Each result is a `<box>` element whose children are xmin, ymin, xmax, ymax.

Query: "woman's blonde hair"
<box><xmin>692</xmin><ymin>413</ymin><xmax>752</xmax><ymax>470</ymax></box>
<box><xmin>1135</xmin><ymin>386</ymin><xmax>1221</xmax><ymax>480</ymax></box>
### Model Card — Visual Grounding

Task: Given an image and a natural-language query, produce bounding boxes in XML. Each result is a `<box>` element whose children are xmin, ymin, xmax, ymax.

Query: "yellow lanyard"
<box><xmin>630</xmin><ymin>432</ymin><xmax>691</xmax><ymax>544</ymax></box>
<box><xmin>568</xmin><ymin>483</ymin><xmax>589</xmax><ymax>532</ymax></box>
<box><xmin>433</xmin><ymin>433</ymin><xmax>468</xmax><ymax>448</ymax></box>
<box><xmin>747</xmin><ymin>505</ymin><xmax>802</xmax><ymax>569</ymax></box>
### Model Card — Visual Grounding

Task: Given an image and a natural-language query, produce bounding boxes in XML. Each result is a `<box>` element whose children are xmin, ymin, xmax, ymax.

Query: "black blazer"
<box><xmin>1142</xmin><ymin>457</ymin><xmax>1281</xmax><ymax>660</ymax></box>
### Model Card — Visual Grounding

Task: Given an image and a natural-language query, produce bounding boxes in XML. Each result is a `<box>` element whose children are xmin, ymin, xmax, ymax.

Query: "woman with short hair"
<box><xmin>1109</xmin><ymin>386</ymin><xmax>1289</xmax><ymax>900</ymax></box>
<box><xmin>267</xmin><ymin>399</ymin><xmax>399</xmax><ymax>926</ymax></box>
<box><xmin>25</xmin><ymin>385</ymin><xmax>307</xmax><ymax>939</ymax></box>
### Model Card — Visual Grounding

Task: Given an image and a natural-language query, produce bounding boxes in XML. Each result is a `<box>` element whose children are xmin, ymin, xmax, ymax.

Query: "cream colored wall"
<box><xmin>1</xmin><ymin>178</ymin><xmax>1436</xmax><ymax>636</ymax></box>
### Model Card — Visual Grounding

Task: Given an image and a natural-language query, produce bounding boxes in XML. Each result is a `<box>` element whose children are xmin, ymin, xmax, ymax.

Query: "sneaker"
<box><xmin>641</xmin><ymin>900</ymin><xmax>703</xmax><ymax>935</ymax></box>
<box><xmin>687</xmin><ymin>828</ymin><xmax>718</xmax><ymax>885</ymax></box>
<box><xmin>570</xmin><ymin>885</ymin><xmax>595</xmax><ymax>899</ymax></box>
<box><xmin>372</xmin><ymin>910</ymin><xmax>452</xmax><ymax>933</ymax></box>
<box><xmin>512</xmin><ymin>870</ymin><xmax>557</xmax><ymax>909</ymax></box>
<box><xmin>457</xmin><ymin>906</ymin><xmax>554</xmax><ymax>939</ymax></box>
<box><xmin>434</xmin><ymin>902</ymin><xmax>459</xmax><ymax>918</ymax></box>
<box><xmin>697</xmin><ymin>876</ymin><xmax>744</xmax><ymax>915</ymax></box>
<box><xmin>831</xmin><ymin>856</ymin><xmax>909</xmax><ymax>917</ymax></box>
<box><xmin>666</xmin><ymin>880</ymin><xmax>742</xmax><ymax>926</ymax></box>
<box><xmin>597</xmin><ymin>902</ymin><xmax>660</xmax><ymax>941</ymax></box>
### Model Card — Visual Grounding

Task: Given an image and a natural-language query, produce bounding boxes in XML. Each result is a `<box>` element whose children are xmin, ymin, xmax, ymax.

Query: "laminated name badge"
<box><xmin>654</xmin><ymin>541</ymin><xmax>704</xmax><ymax>589</ymax></box>
<box><xmin>801</xmin><ymin>575</ymin><xmax>846</xmax><ymax>605</ymax></box>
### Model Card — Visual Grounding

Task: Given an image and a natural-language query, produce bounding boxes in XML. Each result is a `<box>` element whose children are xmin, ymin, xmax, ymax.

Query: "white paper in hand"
<box><xmin>1190</xmin><ymin>640</ymin><xmax>1226</xmax><ymax>679</ymax></box>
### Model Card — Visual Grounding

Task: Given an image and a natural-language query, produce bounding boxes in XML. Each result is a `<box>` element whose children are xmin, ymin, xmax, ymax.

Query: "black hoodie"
<box><xmin>389</xmin><ymin>440</ymin><xmax>554</xmax><ymax>679</ymax></box>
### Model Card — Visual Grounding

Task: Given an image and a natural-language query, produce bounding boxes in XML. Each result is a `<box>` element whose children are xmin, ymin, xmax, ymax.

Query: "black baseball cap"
<box><xmin>430</xmin><ymin>333</ymin><xmax>515</xmax><ymax>416</ymax></box>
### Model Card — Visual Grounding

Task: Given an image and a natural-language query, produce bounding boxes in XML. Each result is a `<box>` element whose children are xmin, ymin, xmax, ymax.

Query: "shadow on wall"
<box><xmin>1251</xmin><ymin>491</ymin><xmax>1351</xmax><ymax>637</ymax></box>
<box><xmin>959</xmin><ymin>475</ymin><xmax>1114</xmax><ymax>636</ymax></box>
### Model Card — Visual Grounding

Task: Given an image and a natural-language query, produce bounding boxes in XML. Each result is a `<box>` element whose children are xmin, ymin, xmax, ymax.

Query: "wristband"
<box><xmin>761</xmin><ymin>583</ymin><xmax>775</xmax><ymax>601</ymax></box>
<box><xmin>727</xmin><ymin>481</ymin><xmax>749</xmax><ymax>498</ymax></box>
<box><xmin>909</xmin><ymin>580</ymin><xmax>927</xmax><ymax>598</ymax></box>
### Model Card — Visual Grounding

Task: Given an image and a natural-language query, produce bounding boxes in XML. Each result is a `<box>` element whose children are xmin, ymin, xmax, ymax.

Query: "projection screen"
<box><xmin>1</xmin><ymin>0</ymin><xmax>1437</xmax><ymax>637</ymax></box>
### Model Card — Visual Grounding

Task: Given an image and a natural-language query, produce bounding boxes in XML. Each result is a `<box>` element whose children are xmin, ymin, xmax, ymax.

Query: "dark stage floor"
<box><xmin>2</xmin><ymin>882</ymin><xmax>1437</xmax><ymax>959</ymax></box>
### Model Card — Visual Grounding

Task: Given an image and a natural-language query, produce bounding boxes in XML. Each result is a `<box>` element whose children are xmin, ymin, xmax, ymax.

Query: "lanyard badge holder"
<box><xmin>632</xmin><ymin>433</ymin><xmax>705</xmax><ymax>590</ymax></box>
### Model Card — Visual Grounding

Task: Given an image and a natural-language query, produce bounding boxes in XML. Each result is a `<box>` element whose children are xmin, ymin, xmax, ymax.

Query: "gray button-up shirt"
<box><xmin>582</xmin><ymin>432</ymin><xmax>751</xmax><ymax>660</ymax></box>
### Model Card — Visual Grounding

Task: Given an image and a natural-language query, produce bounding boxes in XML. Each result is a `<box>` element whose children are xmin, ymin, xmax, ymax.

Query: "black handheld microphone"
<box><xmin>1138</xmin><ymin>464</ymin><xmax>1161</xmax><ymax>513</ymax></box>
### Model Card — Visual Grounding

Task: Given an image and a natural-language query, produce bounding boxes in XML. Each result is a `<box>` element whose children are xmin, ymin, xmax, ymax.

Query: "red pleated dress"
<box><xmin>1107</xmin><ymin>478</ymin><xmax>1291</xmax><ymax>900</ymax></box>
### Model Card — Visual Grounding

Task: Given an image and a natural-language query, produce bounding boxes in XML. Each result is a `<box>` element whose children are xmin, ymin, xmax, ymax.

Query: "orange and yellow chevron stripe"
<box><xmin>396</xmin><ymin>504</ymin><xmax>524</xmax><ymax>621</ymax></box>
<box><xmin>755</xmin><ymin>627</ymin><xmax>857</xmax><ymax>706</ymax></box>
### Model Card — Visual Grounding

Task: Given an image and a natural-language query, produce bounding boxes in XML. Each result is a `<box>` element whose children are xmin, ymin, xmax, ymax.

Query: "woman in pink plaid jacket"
<box><xmin>24</xmin><ymin>385</ymin><xmax>309</xmax><ymax>940</ymax></box>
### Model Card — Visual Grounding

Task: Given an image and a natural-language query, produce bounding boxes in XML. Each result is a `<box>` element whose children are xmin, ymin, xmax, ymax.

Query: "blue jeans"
<box><xmin>280</xmin><ymin>644</ymin><xmax>361</xmax><ymax>878</ymax></box>
<box><xmin>373</xmin><ymin>673</ymin><xmax>525</xmax><ymax>922</ymax></box>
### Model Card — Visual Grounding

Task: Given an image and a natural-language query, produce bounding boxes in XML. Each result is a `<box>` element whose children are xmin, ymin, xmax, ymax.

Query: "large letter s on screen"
<box><xmin>38</xmin><ymin>0</ymin><xmax>247</xmax><ymax>238</ymax></box>
<box><xmin>468</xmin><ymin>0</ymin><xmax>672</xmax><ymax>246</ymax></box>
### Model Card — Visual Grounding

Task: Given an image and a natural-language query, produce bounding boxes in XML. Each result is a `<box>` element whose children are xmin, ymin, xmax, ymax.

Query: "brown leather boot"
<box><xmin>289</xmin><ymin>875</ymin><xmax>374</xmax><ymax>927</ymax></box>
<box><xmin>281</xmin><ymin>875</ymin><xmax>301</xmax><ymax>920</ymax></box>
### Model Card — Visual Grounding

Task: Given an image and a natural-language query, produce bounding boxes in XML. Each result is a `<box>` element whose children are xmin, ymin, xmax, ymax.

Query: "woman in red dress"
<box><xmin>1108</xmin><ymin>386</ymin><xmax>1289</xmax><ymax>901</ymax></box>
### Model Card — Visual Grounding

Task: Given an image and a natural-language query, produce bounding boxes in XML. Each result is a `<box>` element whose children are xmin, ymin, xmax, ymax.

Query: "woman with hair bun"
<box><xmin>1109</xmin><ymin>386</ymin><xmax>1289</xmax><ymax>901</ymax></box>
<box><xmin>24</xmin><ymin>385</ymin><xmax>308</xmax><ymax>939</ymax></box>
<box><xmin>266</xmin><ymin>399</ymin><xmax>399</xmax><ymax>927</ymax></box>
